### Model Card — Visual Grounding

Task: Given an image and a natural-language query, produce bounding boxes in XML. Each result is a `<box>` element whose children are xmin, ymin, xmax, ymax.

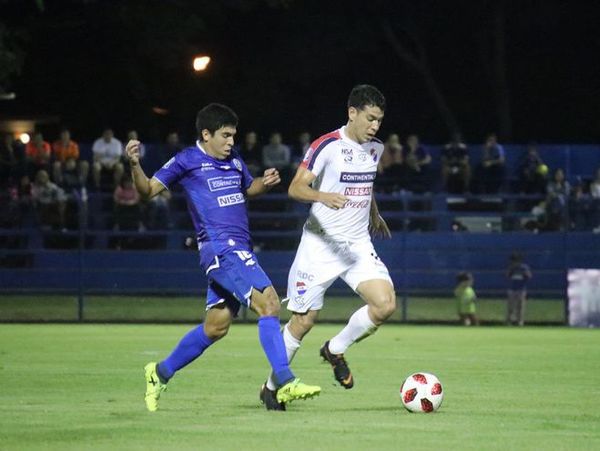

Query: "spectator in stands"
<box><xmin>92</xmin><ymin>128</ymin><xmax>124</xmax><ymax>190</ymax></box>
<box><xmin>113</xmin><ymin>174</ymin><xmax>144</xmax><ymax>231</ymax></box>
<box><xmin>518</xmin><ymin>143</ymin><xmax>548</xmax><ymax>194</ymax></box>
<box><xmin>31</xmin><ymin>169</ymin><xmax>66</xmax><ymax>230</ymax></box>
<box><xmin>238</xmin><ymin>130</ymin><xmax>262</xmax><ymax>176</ymax></box>
<box><xmin>441</xmin><ymin>132</ymin><xmax>470</xmax><ymax>194</ymax></box>
<box><xmin>474</xmin><ymin>133</ymin><xmax>505</xmax><ymax>194</ymax></box>
<box><xmin>569</xmin><ymin>181</ymin><xmax>594</xmax><ymax>231</ymax></box>
<box><xmin>292</xmin><ymin>131</ymin><xmax>311</xmax><ymax>168</ymax></box>
<box><xmin>127</xmin><ymin>130</ymin><xmax>146</xmax><ymax>161</ymax></box>
<box><xmin>376</xmin><ymin>133</ymin><xmax>403</xmax><ymax>193</ymax></box>
<box><xmin>454</xmin><ymin>271</ymin><xmax>479</xmax><ymax>326</ymax></box>
<box><xmin>25</xmin><ymin>132</ymin><xmax>52</xmax><ymax>179</ymax></box>
<box><xmin>0</xmin><ymin>133</ymin><xmax>22</xmax><ymax>182</ymax></box>
<box><xmin>146</xmin><ymin>190</ymin><xmax>173</xmax><ymax>230</ymax></box>
<box><xmin>161</xmin><ymin>132</ymin><xmax>183</xmax><ymax>161</ymax></box>
<box><xmin>262</xmin><ymin>131</ymin><xmax>292</xmax><ymax>183</ymax></box>
<box><xmin>590</xmin><ymin>167</ymin><xmax>600</xmax><ymax>198</ymax></box>
<box><xmin>52</xmin><ymin>129</ymin><xmax>89</xmax><ymax>187</ymax></box>
<box><xmin>590</xmin><ymin>168</ymin><xmax>600</xmax><ymax>232</ymax></box>
<box><xmin>506</xmin><ymin>252</ymin><xmax>532</xmax><ymax>326</ymax></box>
<box><xmin>545</xmin><ymin>168</ymin><xmax>570</xmax><ymax>231</ymax></box>
<box><xmin>403</xmin><ymin>134</ymin><xmax>432</xmax><ymax>193</ymax></box>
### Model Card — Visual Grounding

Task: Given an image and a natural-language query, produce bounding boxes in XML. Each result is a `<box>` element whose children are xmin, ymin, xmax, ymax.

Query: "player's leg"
<box><xmin>264</xmin><ymin>310</ymin><xmax>319</xmax><ymax>394</ymax></box>
<box><xmin>143</xmin><ymin>286</ymin><xmax>233</xmax><ymax>412</ymax></box>
<box><xmin>263</xmin><ymin>239</ymin><xmax>337</xmax><ymax>395</ymax></box>
<box><xmin>319</xmin><ymin>278</ymin><xmax>395</xmax><ymax>389</ymax></box>
<box><xmin>157</xmin><ymin>304</ymin><xmax>232</xmax><ymax>381</ymax></box>
<box><xmin>518</xmin><ymin>291</ymin><xmax>526</xmax><ymax>326</ymax></box>
<box><xmin>327</xmin><ymin>278</ymin><xmax>395</xmax><ymax>353</ymax></box>
<box><xmin>251</xmin><ymin>286</ymin><xmax>321</xmax><ymax>404</ymax></box>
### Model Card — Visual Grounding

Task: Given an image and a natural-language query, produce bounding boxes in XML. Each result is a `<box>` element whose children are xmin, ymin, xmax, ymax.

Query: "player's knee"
<box><xmin>254</xmin><ymin>288</ymin><xmax>280</xmax><ymax>317</ymax></box>
<box><xmin>371</xmin><ymin>291</ymin><xmax>396</xmax><ymax>321</ymax></box>
<box><xmin>290</xmin><ymin>312</ymin><xmax>315</xmax><ymax>337</ymax></box>
<box><xmin>204</xmin><ymin>322</ymin><xmax>229</xmax><ymax>340</ymax></box>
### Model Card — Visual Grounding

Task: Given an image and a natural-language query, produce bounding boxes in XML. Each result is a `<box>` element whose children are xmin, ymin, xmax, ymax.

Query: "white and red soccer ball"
<box><xmin>400</xmin><ymin>372</ymin><xmax>444</xmax><ymax>413</ymax></box>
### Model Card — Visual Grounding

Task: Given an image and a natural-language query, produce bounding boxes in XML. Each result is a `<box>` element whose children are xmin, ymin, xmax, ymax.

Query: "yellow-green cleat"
<box><xmin>144</xmin><ymin>362</ymin><xmax>167</xmax><ymax>412</ymax></box>
<box><xmin>276</xmin><ymin>378</ymin><xmax>321</xmax><ymax>404</ymax></box>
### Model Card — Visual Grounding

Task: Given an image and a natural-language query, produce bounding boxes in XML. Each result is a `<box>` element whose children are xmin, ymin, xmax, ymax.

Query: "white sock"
<box><xmin>266</xmin><ymin>323</ymin><xmax>301</xmax><ymax>390</ymax></box>
<box><xmin>328</xmin><ymin>305</ymin><xmax>378</xmax><ymax>355</ymax></box>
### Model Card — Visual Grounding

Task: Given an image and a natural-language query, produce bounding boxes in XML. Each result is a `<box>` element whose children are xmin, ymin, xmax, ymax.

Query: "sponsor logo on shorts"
<box><xmin>208</xmin><ymin>176</ymin><xmax>241</xmax><ymax>192</ymax></box>
<box><xmin>217</xmin><ymin>192</ymin><xmax>245</xmax><ymax>207</ymax></box>
<box><xmin>340</xmin><ymin>171</ymin><xmax>377</xmax><ymax>183</ymax></box>
<box><xmin>344</xmin><ymin>186</ymin><xmax>372</xmax><ymax>197</ymax></box>
<box><xmin>296</xmin><ymin>281</ymin><xmax>307</xmax><ymax>295</ymax></box>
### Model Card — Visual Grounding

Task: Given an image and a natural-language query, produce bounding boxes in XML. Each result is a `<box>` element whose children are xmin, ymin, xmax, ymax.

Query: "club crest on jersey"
<box><xmin>232</xmin><ymin>158</ymin><xmax>242</xmax><ymax>171</ymax></box>
<box><xmin>370</xmin><ymin>148</ymin><xmax>378</xmax><ymax>162</ymax></box>
<box><xmin>296</xmin><ymin>281</ymin><xmax>307</xmax><ymax>295</ymax></box>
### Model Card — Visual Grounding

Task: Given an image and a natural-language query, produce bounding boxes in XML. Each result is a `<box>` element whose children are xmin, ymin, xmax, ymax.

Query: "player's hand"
<box><xmin>320</xmin><ymin>192</ymin><xmax>348</xmax><ymax>210</ymax></box>
<box><xmin>125</xmin><ymin>140</ymin><xmax>141</xmax><ymax>166</ymax></box>
<box><xmin>369</xmin><ymin>213</ymin><xmax>391</xmax><ymax>239</ymax></box>
<box><xmin>262</xmin><ymin>168</ymin><xmax>281</xmax><ymax>187</ymax></box>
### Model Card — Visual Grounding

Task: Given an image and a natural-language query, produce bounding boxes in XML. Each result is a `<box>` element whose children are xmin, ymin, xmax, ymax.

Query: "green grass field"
<box><xmin>1</xmin><ymin>323</ymin><xmax>598</xmax><ymax>450</ymax></box>
<box><xmin>0</xmin><ymin>295</ymin><xmax>565</xmax><ymax>323</ymax></box>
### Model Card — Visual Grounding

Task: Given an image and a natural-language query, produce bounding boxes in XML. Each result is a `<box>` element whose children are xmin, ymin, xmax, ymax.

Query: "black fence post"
<box><xmin>77</xmin><ymin>189</ymin><xmax>88</xmax><ymax>322</ymax></box>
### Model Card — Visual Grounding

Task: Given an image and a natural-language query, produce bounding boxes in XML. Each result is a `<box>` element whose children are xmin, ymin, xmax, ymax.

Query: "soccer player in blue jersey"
<box><xmin>125</xmin><ymin>103</ymin><xmax>320</xmax><ymax>412</ymax></box>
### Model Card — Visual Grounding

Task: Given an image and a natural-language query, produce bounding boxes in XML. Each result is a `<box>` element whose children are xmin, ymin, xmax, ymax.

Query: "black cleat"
<box><xmin>320</xmin><ymin>341</ymin><xmax>354</xmax><ymax>389</ymax></box>
<box><xmin>259</xmin><ymin>383</ymin><xmax>286</xmax><ymax>411</ymax></box>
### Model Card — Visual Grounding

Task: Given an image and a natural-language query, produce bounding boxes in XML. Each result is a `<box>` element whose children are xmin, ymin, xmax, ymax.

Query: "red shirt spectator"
<box><xmin>25</xmin><ymin>133</ymin><xmax>51</xmax><ymax>165</ymax></box>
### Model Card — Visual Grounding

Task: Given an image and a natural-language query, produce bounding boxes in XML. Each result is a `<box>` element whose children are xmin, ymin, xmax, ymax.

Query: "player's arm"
<box><xmin>246</xmin><ymin>168</ymin><xmax>280</xmax><ymax>198</ymax></box>
<box><xmin>288</xmin><ymin>166</ymin><xmax>348</xmax><ymax>209</ymax></box>
<box><xmin>368</xmin><ymin>192</ymin><xmax>391</xmax><ymax>239</ymax></box>
<box><xmin>125</xmin><ymin>140</ymin><xmax>165</xmax><ymax>199</ymax></box>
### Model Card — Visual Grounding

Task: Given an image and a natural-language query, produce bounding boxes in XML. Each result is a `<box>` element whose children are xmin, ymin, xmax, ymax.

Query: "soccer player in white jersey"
<box><xmin>261</xmin><ymin>85</ymin><xmax>396</xmax><ymax>410</ymax></box>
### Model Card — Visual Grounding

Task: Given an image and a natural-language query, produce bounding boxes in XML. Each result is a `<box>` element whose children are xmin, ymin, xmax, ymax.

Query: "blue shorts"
<box><xmin>200</xmin><ymin>245</ymin><xmax>273</xmax><ymax>316</ymax></box>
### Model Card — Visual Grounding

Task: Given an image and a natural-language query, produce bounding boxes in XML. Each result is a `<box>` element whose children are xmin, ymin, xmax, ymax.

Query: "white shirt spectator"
<box><xmin>93</xmin><ymin>136</ymin><xmax>123</xmax><ymax>167</ymax></box>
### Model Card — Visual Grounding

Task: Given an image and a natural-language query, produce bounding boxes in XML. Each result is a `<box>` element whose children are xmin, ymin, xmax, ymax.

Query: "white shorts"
<box><xmin>285</xmin><ymin>231</ymin><xmax>393</xmax><ymax>313</ymax></box>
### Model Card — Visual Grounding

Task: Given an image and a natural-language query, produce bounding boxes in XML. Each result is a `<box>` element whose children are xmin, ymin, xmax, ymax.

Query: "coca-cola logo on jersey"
<box><xmin>343</xmin><ymin>199</ymin><xmax>369</xmax><ymax>208</ymax></box>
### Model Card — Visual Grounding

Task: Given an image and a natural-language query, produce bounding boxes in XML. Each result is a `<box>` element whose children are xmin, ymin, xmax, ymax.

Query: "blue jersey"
<box><xmin>154</xmin><ymin>143</ymin><xmax>271</xmax><ymax>312</ymax></box>
<box><xmin>154</xmin><ymin>142</ymin><xmax>254</xmax><ymax>251</ymax></box>
<box><xmin>508</xmin><ymin>263</ymin><xmax>531</xmax><ymax>291</ymax></box>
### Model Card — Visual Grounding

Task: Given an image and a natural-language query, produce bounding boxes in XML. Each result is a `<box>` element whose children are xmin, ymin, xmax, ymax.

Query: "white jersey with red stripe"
<box><xmin>300</xmin><ymin>125</ymin><xmax>384</xmax><ymax>243</ymax></box>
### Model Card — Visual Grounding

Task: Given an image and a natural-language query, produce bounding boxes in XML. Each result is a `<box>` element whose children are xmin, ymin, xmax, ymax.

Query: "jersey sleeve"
<box><xmin>239</xmin><ymin>157</ymin><xmax>254</xmax><ymax>192</ymax></box>
<box><xmin>153</xmin><ymin>155</ymin><xmax>184</xmax><ymax>190</ymax></box>
<box><xmin>300</xmin><ymin>139</ymin><xmax>334</xmax><ymax>176</ymax></box>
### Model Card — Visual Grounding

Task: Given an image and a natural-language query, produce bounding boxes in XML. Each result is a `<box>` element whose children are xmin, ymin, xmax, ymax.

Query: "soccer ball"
<box><xmin>400</xmin><ymin>372</ymin><xmax>444</xmax><ymax>413</ymax></box>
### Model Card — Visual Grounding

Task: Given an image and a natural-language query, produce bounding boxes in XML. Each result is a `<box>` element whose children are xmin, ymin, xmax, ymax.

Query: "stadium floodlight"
<box><xmin>193</xmin><ymin>55</ymin><xmax>211</xmax><ymax>72</ymax></box>
<box><xmin>19</xmin><ymin>133</ymin><xmax>30</xmax><ymax>144</ymax></box>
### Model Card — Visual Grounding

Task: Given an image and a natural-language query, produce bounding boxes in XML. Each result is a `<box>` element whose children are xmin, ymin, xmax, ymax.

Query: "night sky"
<box><xmin>1</xmin><ymin>0</ymin><xmax>599</xmax><ymax>144</ymax></box>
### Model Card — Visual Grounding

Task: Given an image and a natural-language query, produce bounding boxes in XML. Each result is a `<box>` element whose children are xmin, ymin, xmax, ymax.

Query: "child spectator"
<box><xmin>113</xmin><ymin>175</ymin><xmax>143</xmax><ymax>231</ymax></box>
<box><xmin>506</xmin><ymin>252</ymin><xmax>532</xmax><ymax>326</ymax></box>
<box><xmin>31</xmin><ymin>169</ymin><xmax>66</xmax><ymax>230</ymax></box>
<box><xmin>454</xmin><ymin>271</ymin><xmax>479</xmax><ymax>326</ymax></box>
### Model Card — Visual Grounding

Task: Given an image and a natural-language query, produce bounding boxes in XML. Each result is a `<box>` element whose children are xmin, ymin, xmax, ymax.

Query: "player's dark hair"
<box><xmin>195</xmin><ymin>103</ymin><xmax>239</xmax><ymax>137</ymax></box>
<box><xmin>456</xmin><ymin>271</ymin><xmax>472</xmax><ymax>283</ymax></box>
<box><xmin>347</xmin><ymin>84</ymin><xmax>386</xmax><ymax>111</ymax></box>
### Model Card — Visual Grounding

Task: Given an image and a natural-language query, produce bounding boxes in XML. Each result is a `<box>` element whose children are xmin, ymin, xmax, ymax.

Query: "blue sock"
<box><xmin>258</xmin><ymin>316</ymin><xmax>294</xmax><ymax>386</ymax></box>
<box><xmin>158</xmin><ymin>324</ymin><xmax>214</xmax><ymax>381</ymax></box>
